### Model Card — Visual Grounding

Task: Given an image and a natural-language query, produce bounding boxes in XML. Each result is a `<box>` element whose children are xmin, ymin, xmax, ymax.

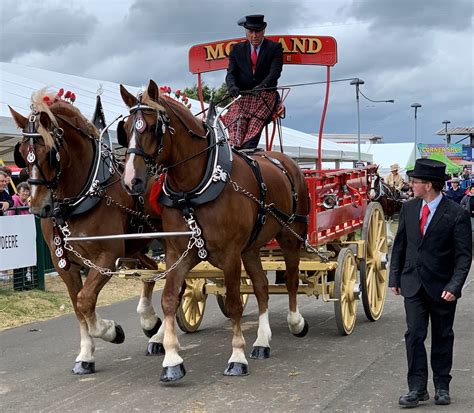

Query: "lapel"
<box><xmin>244</xmin><ymin>41</ymin><xmax>253</xmax><ymax>75</ymax></box>
<box><xmin>256</xmin><ymin>39</ymin><xmax>268</xmax><ymax>72</ymax></box>
<box><xmin>409</xmin><ymin>198</ymin><xmax>423</xmax><ymax>244</ymax></box>
<box><xmin>422</xmin><ymin>196</ymin><xmax>448</xmax><ymax>242</ymax></box>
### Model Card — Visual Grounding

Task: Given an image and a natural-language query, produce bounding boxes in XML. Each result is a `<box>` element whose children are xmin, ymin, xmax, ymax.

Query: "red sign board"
<box><xmin>189</xmin><ymin>35</ymin><xmax>337</xmax><ymax>74</ymax></box>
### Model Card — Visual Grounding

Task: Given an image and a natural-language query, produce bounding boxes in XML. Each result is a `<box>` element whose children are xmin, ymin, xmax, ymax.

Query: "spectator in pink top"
<box><xmin>8</xmin><ymin>182</ymin><xmax>30</xmax><ymax>215</ymax></box>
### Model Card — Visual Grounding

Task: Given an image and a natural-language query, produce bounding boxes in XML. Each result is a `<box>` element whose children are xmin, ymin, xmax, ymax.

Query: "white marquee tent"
<box><xmin>0</xmin><ymin>62</ymin><xmax>372</xmax><ymax>164</ymax></box>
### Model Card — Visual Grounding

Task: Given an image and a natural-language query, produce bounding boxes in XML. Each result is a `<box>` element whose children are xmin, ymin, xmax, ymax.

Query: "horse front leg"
<box><xmin>223</xmin><ymin>256</ymin><xmax>249</xmax><ymax>376</ymax></box>
<box><xmin>57</xmin><ymin>264</ymin><xmax>96</xmax><ymax>374</ymax></box>
<box><xmin>160</xmin><ymin>251</ymin><xmax>196</xmax><ymax>382</ymax></box>
<box><xmin>242</xmin><ymin>249</ymin><xmax>271</xmax><ymax>360</ymax></box>
<box><xmin>76</xmin><ymin>258</ymin><xmax>125</xmax><ymax>345</ymax></box>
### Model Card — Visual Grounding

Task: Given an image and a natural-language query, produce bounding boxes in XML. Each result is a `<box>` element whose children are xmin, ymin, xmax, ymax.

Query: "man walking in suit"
<box><xmin>389</xmin><ymin>159</ymin><xmax>472</xmax><ymax>407</ymax></box>
<box><xmin>223</xmin><ymin>14</ymin><xmax>283</xmax><ymax>149</ymax></box>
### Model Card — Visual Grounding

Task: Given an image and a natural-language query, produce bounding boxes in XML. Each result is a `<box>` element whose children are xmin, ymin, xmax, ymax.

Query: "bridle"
<box><xmin>119</xmin><ymin>96</ymin><xmax>172</xmax><ymax>174</ymax></box>
<box><xmin>14</xmin><ymin>109</ymin><xmax>64</xmax><ymax>190</ymax></box>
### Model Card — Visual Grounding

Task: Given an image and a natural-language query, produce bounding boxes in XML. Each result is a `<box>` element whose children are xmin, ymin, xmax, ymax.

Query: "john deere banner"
<box><xmin>0</xmin><ymin>215</ymin><xmax>37</xmax><ymax>271</ymax></box>
<box><xmin>417</xmin><ymin>143</ymin><xmax>463</xmax><ymax>159</ymax></box>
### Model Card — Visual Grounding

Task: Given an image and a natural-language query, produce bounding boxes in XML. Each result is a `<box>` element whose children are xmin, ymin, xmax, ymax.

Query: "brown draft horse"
<box><xmin>119</xmin><ymin>80</ymin><xmax>310</xmax><ymax>382</ymax></box>
<box><xmin>9</xmin><ymin>90</ymin><xmax>162</xmax><ymax>375</ymax></box>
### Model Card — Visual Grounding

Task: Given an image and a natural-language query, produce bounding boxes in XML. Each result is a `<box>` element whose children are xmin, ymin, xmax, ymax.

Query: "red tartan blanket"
<box><xmin>221</xmin><ymin>91</ymin><xmax>277</xmax><ymax>148</ymax></box>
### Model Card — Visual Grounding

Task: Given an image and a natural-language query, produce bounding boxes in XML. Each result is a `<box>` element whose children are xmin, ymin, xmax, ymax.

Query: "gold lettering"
<box><xmin>278</xmin><ymin>37</ymin><xmax>291</xmax><ymax>53</ymax></box>
<box><xmin>204</xmin><ymin>44</ymin><xmax>225</xmax><ymax>61</ymax></box>
<box><xmin>291</xmin><ymin>37</ymin><xmax>306</xmax><ymax>54</ymax></box>
<box><xmin>306</xmin><ymin>38</ymin><xmax>322</xmax><ymax>54</ymax></box>
<box><xmin>225</xmin><ymin>41</ymin><xmax>238</xmax><ymax>56</ymax></box>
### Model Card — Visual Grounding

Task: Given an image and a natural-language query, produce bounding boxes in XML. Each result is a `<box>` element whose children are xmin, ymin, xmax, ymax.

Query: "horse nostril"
<box><xmin>131</xmin><ymin>178</ymin><xmax>142</xmax><ymax>186</ymax></box>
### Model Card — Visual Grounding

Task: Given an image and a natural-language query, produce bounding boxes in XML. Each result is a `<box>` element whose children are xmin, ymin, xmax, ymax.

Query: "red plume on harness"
<box><xmin>149</xmin><ymin>174</ymin><xmax>164</xmax><ymax>215</ymax></box>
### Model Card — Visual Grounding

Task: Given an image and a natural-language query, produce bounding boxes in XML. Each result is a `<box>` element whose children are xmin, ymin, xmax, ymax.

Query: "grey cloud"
<box><xmin>123</xmin><ymin>0</ymin><xmax>307</xmax><ymax>45</ymax></box>
<box><xmin>0</xmin><ymin>0</ymin><xmax>98</xmax><ymax>61</ymax></box>
<box><xmin>350</xmin><ymin>0</ymin><xmax>473</xmax><ymax>32</ymax></box>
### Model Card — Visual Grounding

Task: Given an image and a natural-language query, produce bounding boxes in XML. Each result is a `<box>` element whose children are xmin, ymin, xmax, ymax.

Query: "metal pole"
<box><xmin>411</xmin><ymin>103</ymin><xmax>421</xmax><ymax>161</ymax></box>
<box><xmin>356</xmin><ymin>83</ymin><xmax>361</xmax><ymax>163</ymax></box>
<box><xmin>350</xmin><ymin>78</ymin><xmax>365</xmax><ymax>164</ymax></box>
<box><xmin>67</xmin><ymin>231</ymin><xmax>195</xmax><ymax>242</ymax></box>
<box><xmin>442</xmin><ymin>120</ymin><xmax>450</xmax><ymax>158</ymax></box>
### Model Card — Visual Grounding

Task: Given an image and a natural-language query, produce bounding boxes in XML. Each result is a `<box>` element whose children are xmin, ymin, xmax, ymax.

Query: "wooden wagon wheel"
<box><xmin>334</xmin><ymin>247</ymin><xmax>358</xmax><ymax>336</ymax></box>
<box><xmin>360</xmin><ymin>201</ymin><xmax>388</xmax><ymax>321</ymax></box>
<box><xmin>176</xmin><ymin>278</ymin><xmax>207</xmax><ymax>333</ymax></box>
<box><xmin>216</xmin><ymin>277</ymin><xmax>252</xmax><ymax>318</ymax></box>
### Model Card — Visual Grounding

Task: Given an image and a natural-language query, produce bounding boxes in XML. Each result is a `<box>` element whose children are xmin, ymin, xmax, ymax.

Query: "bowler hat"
<box><xmin>238</xmin><ymin>15</ymin><xmax>267</xmax><ymax>31</ymax></box>
<box><xmin>407</xmin><ymin>159</ymin><xmax>449</xmax><ymax>182</ymax></box>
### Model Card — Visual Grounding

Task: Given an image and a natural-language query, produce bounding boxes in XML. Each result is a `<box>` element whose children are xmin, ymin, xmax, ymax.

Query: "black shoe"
<box><xmin>398</xmin><ymin>390</ymin><xmax>430</xmax><ymax>407</ymax></box>
<box><xmin>434</xmin><ymin>389</ymin><xmax>450</xmax><ymax>405</ymax></box>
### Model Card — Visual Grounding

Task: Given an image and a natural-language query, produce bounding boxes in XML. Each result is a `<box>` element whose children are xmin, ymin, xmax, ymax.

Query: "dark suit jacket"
<box><xmin>389</xmin><ymin>196</ymin><xmax>472</xmax><ymax>300</ymax></box>
<box><xmin>226</xmin><ymin>38</ymin><xmax>283</xmax><ymax>92</ymax></box>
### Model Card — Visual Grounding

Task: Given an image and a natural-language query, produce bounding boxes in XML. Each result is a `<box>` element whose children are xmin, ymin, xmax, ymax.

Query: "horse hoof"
<box><xmin>146</xmin><ymin>342</ymin><xmax>165</xmax><ymax>356</ymax></box>
<box><xmin>249</xmin><ymin>346</ymin><xmax>270</xmax><ymax>359</ymax></box>
<box><xmin>71</xmin><ymin>361</ymin><xmax>95</xmax><ymax>375</ymax></box>
<box><xmin>293</xmin><ymin>320</ymin><xmax>309</xmax><ymax>338</ymax></box>
<box><xmin>224</xmin><ymin>362</ymin><xmax>249</xmax><ymax>376</ymax></box>
<box><xmin>143</xmin><ymin>318</ymin><xmax>162</xmax><ymax>338</ymax></box>
<box><xmin>111</xmin><ymin>324</ymin><xmax>125</xmax><ymax>344</ymax></box>
<box><xmin>160</xmin><ymin>363</ymin><xmax>186</xmax><ymax>382</ymax></box>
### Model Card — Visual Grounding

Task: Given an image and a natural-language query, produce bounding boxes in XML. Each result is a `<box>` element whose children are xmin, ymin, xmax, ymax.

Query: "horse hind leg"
<box><xmin>137</xmin><ymin>280</ymin><xmax>164</xmax><ymax>355</ymax></box>
<box><xmin>241</xmin><ymin>249</ymin><xmax>271</xmax><ymax>360</ymax></box>
<box><xmin>277</xmin><ymin>232</ymin><xmax>309</xmax><ymax>338</ymax></box>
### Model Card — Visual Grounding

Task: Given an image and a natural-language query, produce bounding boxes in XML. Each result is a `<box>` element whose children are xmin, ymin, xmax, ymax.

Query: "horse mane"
<box><xmin>31</xmin><ymin>88</ymin><xmax>98</xmax><ymax>149</ymax></box>
<box><xmin>141</xmin><ymin>90</ymin><xmax>206</xmax><ymax>137</ymax></box>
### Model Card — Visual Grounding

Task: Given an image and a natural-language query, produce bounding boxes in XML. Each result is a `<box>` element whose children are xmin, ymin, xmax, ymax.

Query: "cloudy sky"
<box><xmin>1</xmin><ymin>0</ymin><xmax>472</xmax><ymax>143</ymax></box>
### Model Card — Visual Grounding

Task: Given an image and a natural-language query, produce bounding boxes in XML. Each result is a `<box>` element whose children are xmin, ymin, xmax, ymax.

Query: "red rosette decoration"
<box><xmin>42</xmin><ymin>96</ymin><xmax>51</xmax><ymax>106</ymax></box>
<box><xmin>166</xmin><ymin>86</ymin><xmax>171</xmax><ymax>94</ymax></box>
<box><xmin>70</xmin><ymin>93</ymin><xmax>76</xmax><ymax>103</ymax></box>
<box><xmin>148</xmin><ymin>174</ymin><xmax>164</xmax><ymax>215</ymax></box>
<box><xmin>64</xmin><ymin>90</ymin><xmax>72</xmax><ymax>99</ymax></box>
<box><xmin>57</xmin><ymin>88</ymin><xmax>64</xmax><ymax>98</ymax></box>
<box><xmin>175</xmin><ymin>89</ymin><xmax>181</xmax><ymax>98</ymax></box>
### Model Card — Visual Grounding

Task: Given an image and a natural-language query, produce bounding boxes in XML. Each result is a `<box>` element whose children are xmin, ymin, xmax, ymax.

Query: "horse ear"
<box><xmin>147</xmin><ymin>80</ymin><xmax>160</xmax><ymax>101</ymax></box>
<box><xmin>8</xmin><ymin>106</ymin><xmax>28</xmax><ymax>129</ymax></box>
<box><xmin>38</xmin><ymin>112</ymin><xmax>52</xmax><ymax>130</ymax></box>
<box><xmin>120</xmin><ymin>84</ymin><xmax>138</xmax><ymax>108</ymax></box>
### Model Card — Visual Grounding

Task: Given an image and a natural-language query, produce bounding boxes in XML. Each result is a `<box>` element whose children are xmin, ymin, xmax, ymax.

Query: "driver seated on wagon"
<box><xmin>222</xmin><ymin>14</ymin><xmax>283</xmax><ymax>150</ymax></box>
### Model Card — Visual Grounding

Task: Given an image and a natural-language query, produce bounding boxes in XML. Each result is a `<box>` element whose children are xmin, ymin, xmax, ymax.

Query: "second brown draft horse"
<box><xmin>9</xmin><ymin>90</ymin><xmax>162</xmax><ymax>375</ymax></box>
<box><xmin>119</xmin><ymin>80</ymin><xmax>310</xmax><ymax>382</ymax></box>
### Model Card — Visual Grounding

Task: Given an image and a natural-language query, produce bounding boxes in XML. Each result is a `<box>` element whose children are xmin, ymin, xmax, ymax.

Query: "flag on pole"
<box><xmin>91</xmin><ymin>94</ymin><xmax>110</xmax><ymax>146</ymax></box>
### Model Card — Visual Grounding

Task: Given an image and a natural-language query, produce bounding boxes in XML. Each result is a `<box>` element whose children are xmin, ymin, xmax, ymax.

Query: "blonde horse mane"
<box><xmin>30</xmin><ymin>88</ymin><xmax>98</xmax><ymax>149</ymax></box>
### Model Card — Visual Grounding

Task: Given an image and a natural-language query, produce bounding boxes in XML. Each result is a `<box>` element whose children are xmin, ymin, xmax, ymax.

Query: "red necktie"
<box><xmin>419</xmin><ymin>204</ymin><xmax>430</xmax><ymax>236</ymax></box>
<box><xmin>251</xmin><ymin>47</ymin><xmax>257</xmax><ymax>73</ymax></box>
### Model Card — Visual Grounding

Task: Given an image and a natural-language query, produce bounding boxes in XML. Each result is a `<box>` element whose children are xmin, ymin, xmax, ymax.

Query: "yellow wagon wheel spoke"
<box><xmin>334</xmin><ymin>247</ymin><xmax>358</xmax><ymax>335</ymax></box>
<box><xmin>176</xmin><ymin>278</ymin><xmax>207</xmax><ymax>333</ymax></box>
<box><xmin>360</xmin><ymin>202</ymin><xmax>388</xmax><ymax>321</ymax></box>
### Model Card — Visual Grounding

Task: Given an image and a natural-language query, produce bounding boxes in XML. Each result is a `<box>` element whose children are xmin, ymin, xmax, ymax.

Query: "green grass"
<box><xmin>0</xmin><ymin>288</ymin><xmax>74</xmax><ymax>330</ymax></box>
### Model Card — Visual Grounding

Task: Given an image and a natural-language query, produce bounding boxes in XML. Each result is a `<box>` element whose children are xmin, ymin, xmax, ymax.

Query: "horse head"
<box><xmin>369</xmin><ymin>173</ymin><xmax>383</xmax><ymax>201</ymax></box>
<box><xmin>9</xmin><ymin>89</ymin><xmax>98</xmax><ymax>217</ymax></box>
<box><xmin>119</xmin><ymin>80</ymin><xmax>207</xmax><ymax>195</ymax></box>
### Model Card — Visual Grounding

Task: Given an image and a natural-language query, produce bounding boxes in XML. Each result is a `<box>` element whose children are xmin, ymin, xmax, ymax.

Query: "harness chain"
<box><xmin>228</xmin><ymin>177</ymin><xmax>328</xmax><ymax>262</ymax></box>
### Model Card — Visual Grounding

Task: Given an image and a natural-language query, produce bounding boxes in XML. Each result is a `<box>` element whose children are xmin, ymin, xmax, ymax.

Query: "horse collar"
<box><xmin>158</xmin><ymin>124</ymin><xmax>232</xmax><ymax>209</ymax></box>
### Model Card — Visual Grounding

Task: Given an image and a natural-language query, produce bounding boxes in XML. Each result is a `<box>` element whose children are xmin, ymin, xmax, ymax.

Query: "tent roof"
<box><xmin>0</xmin><ymin>62</ymin><xmax>371</xmax><ymax>163</ymax></box>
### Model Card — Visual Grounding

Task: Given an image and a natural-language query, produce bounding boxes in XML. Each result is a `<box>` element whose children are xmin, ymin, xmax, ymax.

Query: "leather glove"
<box><xmin>229</xmin><ymin>86</ymin><xmax>240</xmax><ymax>98</ymax></box>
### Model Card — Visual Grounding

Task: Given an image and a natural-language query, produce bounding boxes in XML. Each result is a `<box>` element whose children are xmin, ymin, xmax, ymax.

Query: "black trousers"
<box><xmin>404</xmin><ymin>286</ymin><xmax>457</xmax><ymax>391</ymax></box>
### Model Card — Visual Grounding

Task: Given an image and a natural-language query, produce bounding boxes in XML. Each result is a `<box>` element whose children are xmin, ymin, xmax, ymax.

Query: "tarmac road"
<box><xmin>1</xmin><ymin>269</ymin><xmax>473</xmax><ymax>413</ymax></box>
